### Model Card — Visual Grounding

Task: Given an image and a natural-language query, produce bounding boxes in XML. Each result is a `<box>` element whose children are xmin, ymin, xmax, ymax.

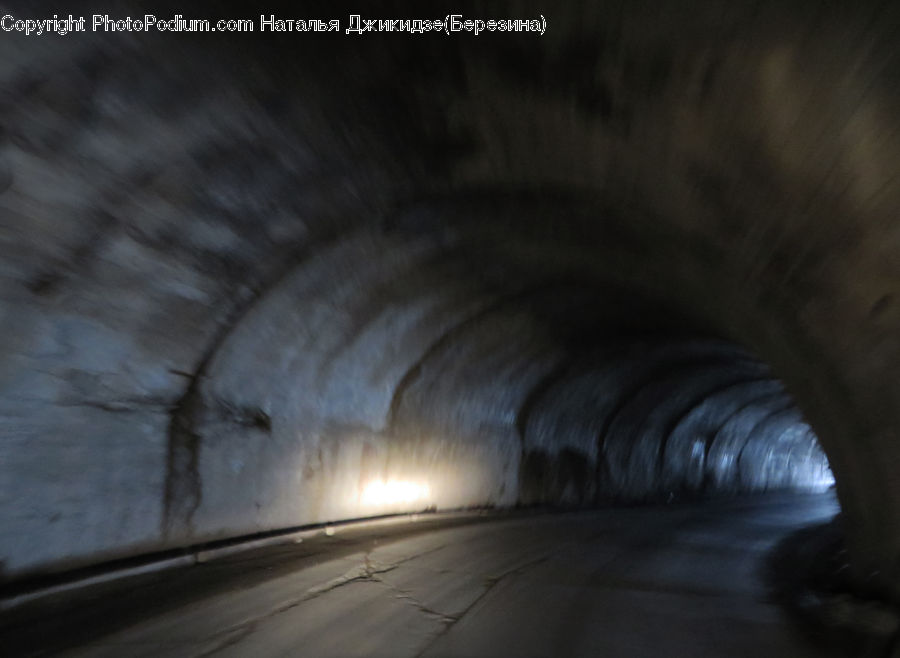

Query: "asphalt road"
<box><xmin>3</xmin><ymin>493</ymin><xmax>853</xmax><ymax>657</ymax></box>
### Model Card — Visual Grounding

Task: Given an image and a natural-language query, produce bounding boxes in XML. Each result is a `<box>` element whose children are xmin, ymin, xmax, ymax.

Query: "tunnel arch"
<box><xmin>0</xmin><ymin>0</ymin><xmax>899</xmax><ymax>600</ymax></box>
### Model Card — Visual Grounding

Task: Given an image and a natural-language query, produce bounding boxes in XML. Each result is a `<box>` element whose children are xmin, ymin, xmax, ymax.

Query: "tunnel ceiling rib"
<box><xmin>661</xmin><ymin>381</ymin><xmax>789</xmax><ymax>492</ymax></box>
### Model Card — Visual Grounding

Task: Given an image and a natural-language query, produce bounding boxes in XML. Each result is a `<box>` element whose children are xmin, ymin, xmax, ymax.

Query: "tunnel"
<box><xmin>2</xmin><ymin>1</ymin><xmax>900</xmax><ymax>656</ymax></box>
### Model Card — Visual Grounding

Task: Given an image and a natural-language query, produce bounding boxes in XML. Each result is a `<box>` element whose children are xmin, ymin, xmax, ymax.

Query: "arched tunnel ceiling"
<box><xmin>0</xmin><ymin>1</ymin><xmax>897</xmax><ymax>592</ymax></box>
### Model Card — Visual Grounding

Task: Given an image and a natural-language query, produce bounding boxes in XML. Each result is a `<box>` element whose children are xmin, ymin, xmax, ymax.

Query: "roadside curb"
<box><xmin>0</xmin><ymin>510</ymin><xmax>467</xmax><ymax>612</ymax></box>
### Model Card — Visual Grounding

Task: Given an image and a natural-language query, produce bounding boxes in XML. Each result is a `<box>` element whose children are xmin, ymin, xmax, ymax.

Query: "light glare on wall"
<box><xmin>361</xmin><ymin>479</ymin><xmax>431</xmax><ymax>506</ymax></box>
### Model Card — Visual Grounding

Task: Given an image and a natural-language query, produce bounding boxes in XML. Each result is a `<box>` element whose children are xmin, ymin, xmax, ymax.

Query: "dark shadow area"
<box><xmin>765</xmin><ymin>512</ymin><xmax>900</xmax><ymax>657</ymax></box>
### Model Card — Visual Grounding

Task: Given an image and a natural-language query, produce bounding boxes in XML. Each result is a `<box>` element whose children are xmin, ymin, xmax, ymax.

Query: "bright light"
<box><xmin>813</xmin><ymin>467</ymin><xmax>836</xmax><ymax>490</ymax></box>
<box><xmin>361</xmin><ymin>479</ymin><xmax>430</xmax><ymax>507</ymax></box>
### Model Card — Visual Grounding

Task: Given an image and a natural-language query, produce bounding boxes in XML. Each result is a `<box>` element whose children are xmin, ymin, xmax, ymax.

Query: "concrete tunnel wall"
<box><xmin>0</xmin><ymin>0</ymin><xmax>898</xmax><ymax>588</ymax></box>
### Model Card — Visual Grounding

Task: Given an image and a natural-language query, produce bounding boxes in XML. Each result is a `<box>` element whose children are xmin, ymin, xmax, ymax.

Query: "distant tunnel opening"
<box><xmin>508</xmin><ymin>335</ymin><xmax>835</xmax><ymax>508</ymax></box>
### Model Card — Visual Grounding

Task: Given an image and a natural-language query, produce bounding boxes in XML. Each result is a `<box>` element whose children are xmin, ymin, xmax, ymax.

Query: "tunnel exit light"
<box><xmin>814</xmin><ymin>467</ymin><xmax>836</xmax><ymax>490</ymax></box>
<box><xmin>361</xmin><ymin>479</ymin><xmax>431</xmax><ymax>507</ymax></box>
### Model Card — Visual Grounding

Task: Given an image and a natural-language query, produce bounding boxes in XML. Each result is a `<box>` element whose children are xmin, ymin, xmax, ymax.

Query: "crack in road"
<box><xmin>192</xmin><ymin>544</ymin><xmax>449</xmax><ymax>656</ymax></box>
<box><xmin>371</xmin><ymin>576</ymin><xmax>458</xmax><ymax>625</ymax></box>
<box><xmin>412</xmin><ymin>553</ymin><xmax>553</xmax><ymax>658</ymax></box>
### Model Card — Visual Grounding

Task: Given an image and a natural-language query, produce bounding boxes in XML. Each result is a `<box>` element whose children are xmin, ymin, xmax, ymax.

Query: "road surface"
<box><xmin>3</xmin><ymin>493</ymin><xmax>852</xmax><ymax>657</ymax></box>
